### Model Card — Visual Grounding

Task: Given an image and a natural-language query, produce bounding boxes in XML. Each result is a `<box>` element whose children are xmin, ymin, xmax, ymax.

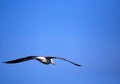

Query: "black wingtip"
<box><xmin>2</xmin><ymin>62</ymin><xmax>7</xmax><ymax>63</ymax></box>
<box><xmin>2</xmin><ymin>61</ymin><xmax>13</xmax><ymax>64</ymax></box>
<box><xmin>76</xmin><ymin>64</ymin><xmax>82</xmax><ymax>67</ymax></box>
<box><xmin>73</xmin><ymin>63</ymin><xmax>82</xmax><ymax>66</ymax></box>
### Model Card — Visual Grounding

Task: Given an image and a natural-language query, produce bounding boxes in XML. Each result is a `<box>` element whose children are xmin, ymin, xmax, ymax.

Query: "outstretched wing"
<box><xmin>3</xmin><ymin>56</ymin><xmax>37</xmax><ymax>64</ymax></box>
<box><xmin>45</xmin><ymin>56</ymin><xmax>81</xmax><ymax>66</ymax></box>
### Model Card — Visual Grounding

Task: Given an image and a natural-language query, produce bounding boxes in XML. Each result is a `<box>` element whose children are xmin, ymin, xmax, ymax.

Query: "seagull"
<box><xmin>3</xmin><ymin>56</ymin><xmax>81</xmax><ymax>66</ymax></box>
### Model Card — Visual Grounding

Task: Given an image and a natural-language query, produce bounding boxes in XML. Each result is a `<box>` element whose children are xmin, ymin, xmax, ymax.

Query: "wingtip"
<box><xmin>2</xmin><ymin>61</ymin><xmax>11</xmax><ymax>64</ymax></box>
<box><xmin>2</xmin><ymin>62</ymin><xmax>6</xmax><ymax>63</ymax></box>
<box><xmin>76</xmin><ymin>64</ymin><xmax>82</xmax><ymax>67</ymax></box>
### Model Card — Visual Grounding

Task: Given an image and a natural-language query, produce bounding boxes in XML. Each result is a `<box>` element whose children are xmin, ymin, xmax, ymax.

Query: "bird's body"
<box><xmin>3</xmin><ymin>56</ymin><xmax>81</xmax><ymax>67</ymax></box>
<box><xmin>36</xmin><ymin>56</ymin><xmax>54</xmax><ymax>64</ymax></box>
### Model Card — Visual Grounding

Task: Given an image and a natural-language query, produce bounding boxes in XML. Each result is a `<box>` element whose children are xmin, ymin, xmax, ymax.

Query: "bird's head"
<box><xmin>51</xmin><ymin>59</ymin><xmax>55</xmax><ymax>65</ymax></box>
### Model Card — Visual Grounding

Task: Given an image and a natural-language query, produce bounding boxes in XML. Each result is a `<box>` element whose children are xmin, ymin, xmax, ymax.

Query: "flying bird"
<box><xmin>3</xmin><ymin>56</ymin><xmax>81</xmax><ymax>66</ymax></box>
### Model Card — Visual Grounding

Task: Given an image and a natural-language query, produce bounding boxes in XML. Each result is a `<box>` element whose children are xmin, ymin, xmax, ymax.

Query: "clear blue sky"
<box><xmin>0</xmin><ymin>0</ymin><xmax>119</xmax><ymax>84</ymax></box>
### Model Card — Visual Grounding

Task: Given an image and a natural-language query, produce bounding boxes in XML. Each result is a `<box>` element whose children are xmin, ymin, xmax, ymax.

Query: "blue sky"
<box><xmin>0</xmin><ymin>0</ymin><xmax>119</xmax><ymax>84</ymax></box>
